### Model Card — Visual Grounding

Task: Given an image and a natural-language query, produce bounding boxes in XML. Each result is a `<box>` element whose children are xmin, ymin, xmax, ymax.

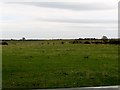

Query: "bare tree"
<box><xmin>102</xmin><ymin>36</ymin><xmax>108</xmax><ymax>44</ymax></box>
<box><xmin>102</xmin><ymin>36</ymin><xmax>108</xmax><ymax>40</ymax></box>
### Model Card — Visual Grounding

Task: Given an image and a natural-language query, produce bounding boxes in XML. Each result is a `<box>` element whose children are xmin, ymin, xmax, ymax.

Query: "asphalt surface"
<box><xmin>36</xmin><ymin>86</ymin><xmax>119</xmax><ymax>90</ymax></box>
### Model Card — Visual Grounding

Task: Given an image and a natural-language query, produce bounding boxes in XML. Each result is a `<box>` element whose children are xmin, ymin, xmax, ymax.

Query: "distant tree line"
<box><xmin>1</xmin><ymin>36</ymin><xmax>120</xmax><ymax>45</ymax></box>
<box><xmin>69</xmin><ymin>39</ymin><xmax>120</xmax><ymax>44</ymax></box>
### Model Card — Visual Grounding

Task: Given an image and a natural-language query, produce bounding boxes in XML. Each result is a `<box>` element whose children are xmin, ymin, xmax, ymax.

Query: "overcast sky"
<box><xmin>0</xmin><ymin>0</ymin><xmax>119</xmax><ymax>39</ymax></box>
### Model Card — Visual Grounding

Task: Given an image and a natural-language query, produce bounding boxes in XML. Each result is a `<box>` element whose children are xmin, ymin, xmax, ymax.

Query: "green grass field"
<box><xmin>2</xmin><ymin>40</ymin><xmax>119</xmax><ymax>88</ymax></box>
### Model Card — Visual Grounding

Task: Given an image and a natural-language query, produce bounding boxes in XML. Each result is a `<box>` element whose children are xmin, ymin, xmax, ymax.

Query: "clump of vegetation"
<box><xmin>41</xmin><ymin>43</ymin><xmax>44</xmax><ymax>45</ymax></box>
<box><xmin>109</xmin><ymin>39</ymin><xmax>120</xmax><ymax>44</ymax></box>
<box><xmin>84</xmin><ymin>55</ymin><xmax>89</xmax><ymax>59</ymax></box>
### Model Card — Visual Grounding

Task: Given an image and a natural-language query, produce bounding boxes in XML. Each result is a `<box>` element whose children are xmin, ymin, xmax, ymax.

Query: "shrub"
<box><xmin>109</xmin><ymin>39</ymin><xmax>120</xmax><ymax>44</ymax></box>
<box><xmin>41</xmin><ymin>43</ymin><xmax>44</xmax><ymax>45</ymax></box>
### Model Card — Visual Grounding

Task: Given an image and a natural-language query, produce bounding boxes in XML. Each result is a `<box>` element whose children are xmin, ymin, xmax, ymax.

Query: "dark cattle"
<box><xmin>0</xmin><ymin>42</ymin><xmax>8</xmax><ymax>45</ymax></box>
<box><xmin>84</xmin><ymin>41</ymin><xmax>90</xmax><ymax>44</ymax></box>
<box><xmin>94</xmin><ymin>42</ymin><xmax>103</xmax><ymax>44</ymax></box>
<box><xmin>61</xmin><ymin>42</ymin><xmax>64</xmax><ymax>44</ymax></box>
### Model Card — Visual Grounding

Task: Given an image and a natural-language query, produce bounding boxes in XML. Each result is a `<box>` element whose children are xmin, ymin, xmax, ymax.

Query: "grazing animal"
<box><xmin>0</xmin><ymin>42</ymin><xmax>8</xmax><ymax>45</ymax></box>
<box><xmin>84</xmin><ymin>41</ymin><xmax>90</xmax><ymax>44</ymax></box>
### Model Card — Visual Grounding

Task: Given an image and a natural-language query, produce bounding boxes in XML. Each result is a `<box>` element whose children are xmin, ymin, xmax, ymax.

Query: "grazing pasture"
<box><xmin>2</xmin><ymin>40</ymin><xmax>119</xmax><ymax>89</ymax></box>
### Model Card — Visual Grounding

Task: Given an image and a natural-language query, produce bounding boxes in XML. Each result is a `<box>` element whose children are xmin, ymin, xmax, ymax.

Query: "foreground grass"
<box><xmin>2</xmin><ymin>41</ymin><xmax>119</xmax><ymax>88</ymax></box>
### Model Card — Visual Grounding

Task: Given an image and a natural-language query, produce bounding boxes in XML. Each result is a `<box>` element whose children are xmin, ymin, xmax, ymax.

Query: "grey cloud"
<box><xmin>38</xmin><ymin>18</ymin><xmax>117</xmax><ymax>24</ymax></box>
<box><xmin>8</xmin><ymin>2</ymin><xmax>116</xmax><ymax>11</ymax></box>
